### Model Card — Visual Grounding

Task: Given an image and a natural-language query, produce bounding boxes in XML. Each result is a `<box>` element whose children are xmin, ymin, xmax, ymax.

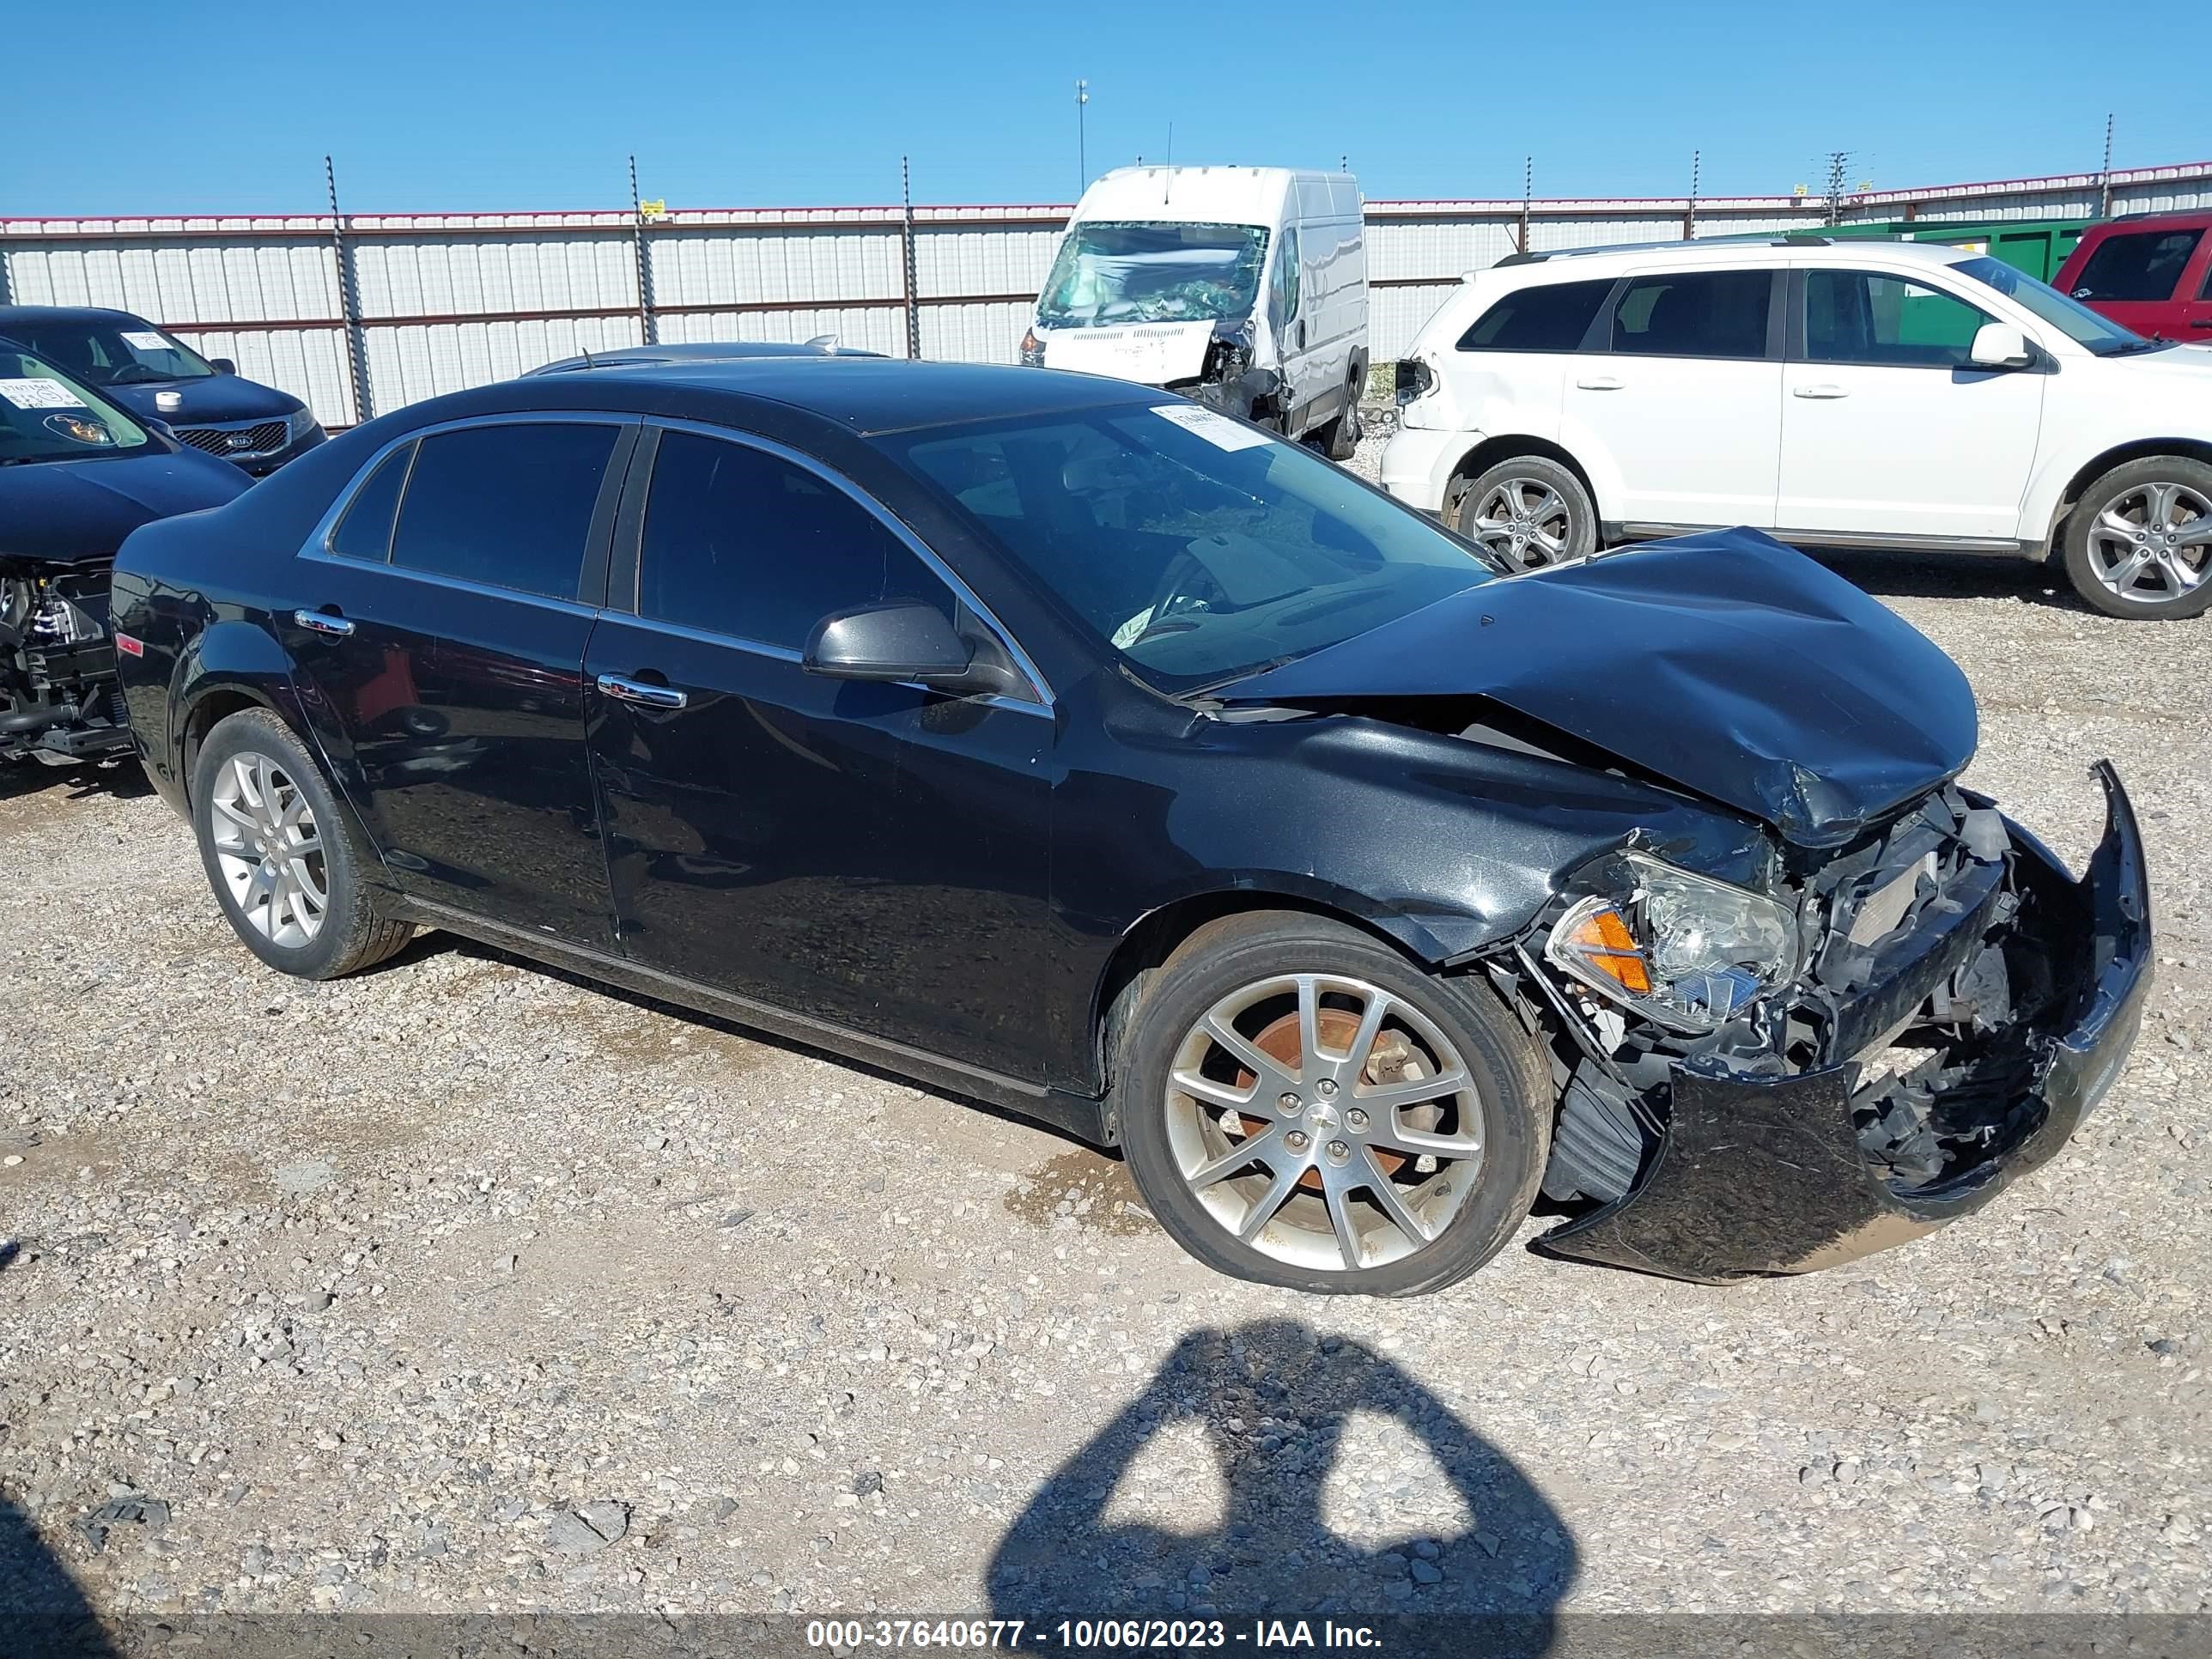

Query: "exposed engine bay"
<box><xmin>0</xmin><ymin>559</ymin><xmax>133</xmax><ymax>766</ymax></box>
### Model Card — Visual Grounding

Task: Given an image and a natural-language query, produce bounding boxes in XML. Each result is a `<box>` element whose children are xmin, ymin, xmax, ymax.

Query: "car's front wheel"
<box><xmin>2062</xmin><ymin>456</ymin><xmax>2212</xmax><ymax>619</ymax></box>
<box><xmin>1452</xmin><ymin>455</ymin><xmax>1598</xmax><ymax>571</ymax></box>
<box><xmin>1115</xmin><ymin>913</ymin><xmax>1550</xmax><ymax>1296</ymax></box>
<box><xmin>191</xmin><ymin>708</ymin><xmax>414</xmax><ymax>979</ymax></box>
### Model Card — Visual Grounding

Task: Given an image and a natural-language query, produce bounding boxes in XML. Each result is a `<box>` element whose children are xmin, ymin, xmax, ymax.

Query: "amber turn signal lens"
<box><xmin>1564</xmin><ymin>906</ymin><xmax>1652</xmax><ymax>994</ymax></box>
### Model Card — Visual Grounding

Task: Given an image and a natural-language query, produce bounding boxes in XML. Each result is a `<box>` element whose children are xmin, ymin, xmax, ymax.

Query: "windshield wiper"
<box><xmin>2098</xmin><ymin>337</ymin><xmax>2170</xmax><ymax>356</ymax></box>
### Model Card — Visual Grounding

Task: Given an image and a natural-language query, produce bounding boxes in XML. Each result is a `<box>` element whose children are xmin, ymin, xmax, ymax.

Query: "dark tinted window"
<box><xmin>328</xmin><ymin>442</ymin><xmax>412</xmax><ymax>562</ymax></box>
<box><xmin>1457</xmin><ymin>278</ymin><xmax>1612</xmax><ymax>352</ymax></box>
<box><xmin>2069</xmin><ymin>230</ymin><xmax>2203</xmax><ymax>302</ymax></box>
<box><xmin>390</xmin><ymin>423</ymin><xmax>618</xmax><ymax>599</ymax></box>
<box><xmin>1608</xmin><ymin>270</ymin><xmax>1772</xmax><ymax>358</ymax></box>
<box><xmin>1805</xmin><ymin>270</ymin><xmax>1991</xmax><ymax>368</ymax></box>
<box><xmin>639</xmin><ymin>431</ymin><xmax>951</xmax><ymax>650</ymax></box>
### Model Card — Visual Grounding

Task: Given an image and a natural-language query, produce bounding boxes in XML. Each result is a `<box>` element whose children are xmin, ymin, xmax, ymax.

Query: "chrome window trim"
<box><xmin>593</xmin><ymin>611</ymin><xmax>1052</xmax><ymax>721</ymax></box>
<box><xmin>641</xmin><ymin>416</ymin><xmax>1055</xmax><ymax>708</ymax></box>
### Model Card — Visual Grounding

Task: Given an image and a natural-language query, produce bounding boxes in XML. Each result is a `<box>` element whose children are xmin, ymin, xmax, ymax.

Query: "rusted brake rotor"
<box><xmin>1234</xmin><ymin>1008</ymin><xmax>1420</xmax><ymax>1191</ymax></box>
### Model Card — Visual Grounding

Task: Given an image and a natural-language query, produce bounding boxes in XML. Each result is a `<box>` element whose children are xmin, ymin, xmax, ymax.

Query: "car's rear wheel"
<box><xmin>1453</xmin><ymin>455</ymin><xmax>1597</xmax><ymax>571</ymax></box>
<box><xmin>2062</xmin><ymin>456</ymin><xmax>2212</xmax><ymax>619</ymax></box>
<box><xmin>1115</xmin><ymin>913</ymin><xmax>1550</xmax><ymax>1296</ymax></box>
<box><xmin>191</xmin><ymin>708</ymin><xmax>413</xmax><ymax>980</ymax></box>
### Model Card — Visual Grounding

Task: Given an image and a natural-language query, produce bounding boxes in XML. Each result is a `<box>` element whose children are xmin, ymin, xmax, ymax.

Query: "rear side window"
<box><xmin>1456</xmin><ymin>279</ymin><xmax>1612</xmax><ymax>352</ymax></box>
<box><xmin>1608</xmin><ymin>270</ymin><xmax>1773</xmax><ymax>358</ymax></box>
<box><xmin>638</xmin><ymin>430</ymin><xmax>951</xmax><ymax>651</ymax></box>
<box><xmin>1804</xmin><ymin>270</ymin><xmax>1991</xmax><ymax>368</ymax></box>
<box><xmin>327</xmin><ymin>442</ymin><xmax>413</xmax><ymax>562</ymax></box>
<box><xmin>389</xmin><ymin>422</ymin><xmax>619</xmax><ymax>599</ymax></box>
<box><xmin>2069</xmin><ymin>230</ymin><xmax>2203</xmax><ymax>302</ymax></box>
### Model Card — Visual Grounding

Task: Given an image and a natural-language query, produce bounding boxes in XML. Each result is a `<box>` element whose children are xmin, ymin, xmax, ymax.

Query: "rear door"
<box><xmin>2062</xmin><ymin>225</ymin><xmax>2209</xmax><ymax>340</ymax></box>
<box><xmin>288</xmin><ymin>414</ymin><xmax>634</xmax><ymax>944</ymax></box>
<box><xmin>1775</xmin><ymin>266</ymin><xmax>2045</xmax><ymax>543</ymax></box>
<box><xmin>583</xmin><ymin>423</ymin><xmax>1057</xmax><ymax>1083</ymax></box>
<box><xmin>1559</xmin><ymin>266</ymin><xmax>1784</xmax><ymax>530</ymax></box>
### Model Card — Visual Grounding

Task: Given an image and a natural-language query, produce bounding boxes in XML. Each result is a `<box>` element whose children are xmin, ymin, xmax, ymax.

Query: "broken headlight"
<box><xmin>1547</xmin><ymin>853</ymin><xmax>1798</xmax><ymax>1032</ymax></box>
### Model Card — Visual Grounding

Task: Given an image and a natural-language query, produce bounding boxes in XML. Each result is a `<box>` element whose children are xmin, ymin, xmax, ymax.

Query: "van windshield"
<box><xmin>1036</xmin><ymin>222</ymin><xmax>1269</xmax><ymax>329</ymax></box>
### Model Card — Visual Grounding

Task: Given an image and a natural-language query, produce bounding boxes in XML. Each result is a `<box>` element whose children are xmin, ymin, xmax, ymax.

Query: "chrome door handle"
<box><xmin>1575</xmin><ymin>375</ymin><xmax>1625</xmax><ymax>391</ymax></box>
<box><xmin>1792</xmin><ymin>384</ymin><xmax>1850</xmax><ymax>399</ymax></box>
<box><xmin>596</xmin><ymin>673</ymin><xmax>688</xmax><ymax>710</ymax></box>
<box><xmin>294</xmin><ymin>609</ymin><xmax>355</xmax><ymax>637</ymax></box>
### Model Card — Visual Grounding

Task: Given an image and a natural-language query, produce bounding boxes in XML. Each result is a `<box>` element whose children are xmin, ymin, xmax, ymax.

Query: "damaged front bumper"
<box><xmin>1534</xmin><ymin>763</ymin><xmax>2151</xmax><ymax>1283</ymax></box>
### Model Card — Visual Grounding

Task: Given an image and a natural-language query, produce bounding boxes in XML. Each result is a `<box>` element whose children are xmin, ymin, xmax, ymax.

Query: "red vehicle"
<box><xmin>2054</xmin><ymin>212</ymin><xmax>2212</xmax><ymax>342</ymax></box>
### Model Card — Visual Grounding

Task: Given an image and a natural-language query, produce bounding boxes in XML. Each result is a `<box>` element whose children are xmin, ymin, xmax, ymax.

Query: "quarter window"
<box><xmin>389</xmin><ymin>422</ymin><xmax>619</xmax><ymax>599</ymax></box>
<box><xmin>638</xmin><ymin>430</ymin><xmax>953</xmax><ymax>652</ymax></box>
<box><xmin>328</xmin><ymin>441</ymin><xmax>413</xmax><ymax>562</ymax></box>
<box><xmin>1608</xmin><ymin>270</ymin><xmax>1773</xmax><ymax>359</ymax></box>
<box><xmin>1456</xmin><ymin>278</ymin><xmax>1612</xmax><ymax>352</ymax></box>
<box><xmin>1804</xmin><ymin>270</ymin><xmax>1991</xmax><ymax>368</ymax></box>
<box><xmin>2069</xmin><ymin>230</ymin><xmax>2203</xmax><ymax>302</ymax></box>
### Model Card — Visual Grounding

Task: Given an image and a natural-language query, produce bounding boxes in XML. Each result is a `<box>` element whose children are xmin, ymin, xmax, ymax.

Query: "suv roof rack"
<box><xmin>1493</xmin><ymin>231</ymin><xmax>1836</xmax><ymax>267</ymax></box>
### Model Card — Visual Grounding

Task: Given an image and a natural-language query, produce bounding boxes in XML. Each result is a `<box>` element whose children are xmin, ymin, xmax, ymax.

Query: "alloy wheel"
<box><xmin>1161</xmin><ymin>973</ymin><xmax>1486</xmax><ymax>1273</ymax></box>
<box><xmin>1469</xmin><ymin>476</ymin><xmax>1574</xmax><ymax>570</ymax></box>
<box><xmin>2086</xmin><ymin>481</ymin><xmax>2212</xmax><ymax>605</ymax></box>
<box><xmin>209</xmin><ymin>753</ymin><xmax>328</xmax><ymax>949</ymax></box>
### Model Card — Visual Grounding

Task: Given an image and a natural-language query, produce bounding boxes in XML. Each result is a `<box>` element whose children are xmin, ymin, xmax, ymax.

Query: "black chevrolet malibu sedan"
<box><xmin>107</xmin><ymin>360</ymin><xmax>2150</xmax><ymax>1295</ymax></box>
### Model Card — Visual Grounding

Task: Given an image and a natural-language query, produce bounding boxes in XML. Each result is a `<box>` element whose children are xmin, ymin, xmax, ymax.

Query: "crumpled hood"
<box><xmin>1034</xmin><ymin>320</ymin><xmax>1217</xmax><ymax>386</ymax></box>
<box><xmin>0</xmin><ymin>449</ymin><xmax>249</xmax><ymax>566</ymax></box>
<box><xmin>1217</xmin><ymin>528</ymin><xmax>1978</xmax><ymax>848</ymax></box>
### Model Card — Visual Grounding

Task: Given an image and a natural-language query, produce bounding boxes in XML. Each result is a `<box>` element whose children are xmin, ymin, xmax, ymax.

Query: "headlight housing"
<box><xmin>288</xmin><ymin>406</ymin><xmax>320</xmax><ymax>441</ymax></box>
<box><xmin>1546</xmin><ymin>853</ymin><xmax>1799</xmax><ymax>1032</ymax></box>
<box><xmin>1018</xmin><ymin>328</ymin><xmax>1046</xmax><ymax>368</ymax></box>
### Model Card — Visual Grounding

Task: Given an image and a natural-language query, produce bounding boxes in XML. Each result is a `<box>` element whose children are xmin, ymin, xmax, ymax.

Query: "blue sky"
<box><xmin>9</xmin><ymin>0</ymin><xmax>2198</xmax><ymax>216</ymax></box>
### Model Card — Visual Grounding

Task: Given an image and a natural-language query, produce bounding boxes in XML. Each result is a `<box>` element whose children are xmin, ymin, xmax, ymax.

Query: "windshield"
<box><xmin>3</xmin><ymin>319</ymin><xmax>216</xmax><ymax>386</ymax></box>
<box><xmin>0</xmin><ymin>347</ymin><xmax>152</xmax><ymax>465</ymax></box>
<box><xmin>1036</xmin><ymin>222</ymin><xmax>1268</xmax><ymax>329</ymax></box>
<box><xmin>1954</xmin><ymin>256</ymin><xmax>2161</xmax><ymax>356</ymax></box>
<box><xmin>883</xmin><ymin>403</ymin><xmax>1497</xmax><ymax>694</ymax></box>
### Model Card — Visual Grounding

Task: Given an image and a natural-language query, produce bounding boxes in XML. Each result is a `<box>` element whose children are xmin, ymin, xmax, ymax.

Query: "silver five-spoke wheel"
<box><xmin>1162</xmin><ymin>972</ymin><xmax>1486</xmax><ymax>1273</ymax></box>
<box><xmin>1468</xmin><ymin>476</ymin><xmax>1572</xmax><ymax>570</ymax></box>
<box><xmin>208</xmin><ymin>753</ymin><xmax>327</xmax><ymax>949</ymax></box>
<box><xmin>2085</xmin><ymin>479</ymin><xmax>2212</xmax><ymax>606</ymax></box>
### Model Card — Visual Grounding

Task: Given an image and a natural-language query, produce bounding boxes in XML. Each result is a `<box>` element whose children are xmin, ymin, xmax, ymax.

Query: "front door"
<box><xmin>288</xmin><ymin>416</ymin><xmax>633</xmax><ymax>944</ymax></box>
<box><xmin>584</xmin><ymin>425</ymin><xmax>1057</xmax><ymax>1084</ymax></box>
<box><xmin>2063</xmin><ymin>226</ymin><xmax>2209</xmax><ymax>341</ymax></box>
<box><xmin>1777</xmin><ymin>268</ymin><xmax>2045</xmax><ymax>543</ymax></box>
<box><xmin>1559</xmin><ymin>266</ymin><xmax>1783</xmax><ymax>529</ymax></box>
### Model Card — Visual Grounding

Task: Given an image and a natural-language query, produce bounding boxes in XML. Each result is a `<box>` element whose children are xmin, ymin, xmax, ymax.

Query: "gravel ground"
<box><xmin>3</xmin><ymin>429</ymin><xmax>2209</xmax><ymax>1633</ymax></box>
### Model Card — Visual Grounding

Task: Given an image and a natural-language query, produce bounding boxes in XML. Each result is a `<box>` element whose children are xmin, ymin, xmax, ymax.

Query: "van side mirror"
<box><xmin>1967</xmin><ymin>324</ymin><xmax>2033</xmax><ymax>370</ymax></box>
<box><xmin>804</xmin><ymin>600</ymin><xmax>1016</xmax><ymax>697</ymax></box>
<box><xmin>210</xmin><ymin>357</ymin><xmax>237</xmax><ymax>374</ymax></box>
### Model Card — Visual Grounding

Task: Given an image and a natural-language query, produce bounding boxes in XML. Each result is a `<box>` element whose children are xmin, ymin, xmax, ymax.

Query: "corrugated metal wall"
<box><xmin>7</xmin><ymin>161</ymin><xmax>2205</xmax><ymax>428</ymax></box>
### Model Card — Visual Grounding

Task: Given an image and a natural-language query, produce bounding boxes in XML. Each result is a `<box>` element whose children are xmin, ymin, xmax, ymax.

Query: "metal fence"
<box><xmin>5</xmin><ymin>161</ymin><xmax>2206</xmax><ymax>430</ymax></box>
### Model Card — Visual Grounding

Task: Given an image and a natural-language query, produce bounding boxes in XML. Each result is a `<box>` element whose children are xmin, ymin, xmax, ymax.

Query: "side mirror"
<box><xmin>804</xmin><ymin>600</ymin><xmax>1008</xmax><ymax>696</ymax></box>
<box><xmin>1967</xmin><ymin>323</ymin><xmax>2033</xmax><ymax>370</ymax></box>
<box><xmin>210</xmin><ymin>356</ymin><xmax>237</xmax><ymax>374</ymax></box>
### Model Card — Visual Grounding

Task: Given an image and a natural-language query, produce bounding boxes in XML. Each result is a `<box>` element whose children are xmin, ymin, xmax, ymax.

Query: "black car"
<box><xmin>108</xmin><ymin>359</ymin><xmax>2149</xmax><ymax>1295</ymax></box>
<box><xmin>0</xmin><ymin>306</ymin><xmax>325</xmax><ymax>476</ymax></box>
<box><xmin>2</xmin><ymin>343</ymin><xmax>248</xmax><ymax>766</ymax></box>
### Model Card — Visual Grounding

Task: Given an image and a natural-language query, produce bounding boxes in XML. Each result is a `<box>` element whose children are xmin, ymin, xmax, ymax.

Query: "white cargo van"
<box><xmin>1020</xmin><ymin>166</ymin><xmax>1370</xmax><ymax>457</ymax></box>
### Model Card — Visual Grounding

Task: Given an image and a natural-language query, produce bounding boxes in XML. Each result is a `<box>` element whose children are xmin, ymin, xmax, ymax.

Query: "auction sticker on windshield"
<box><xmin>0</xmin><ymin>379</ymin><xmax>88</xmax><ymax>409</ymax></box>
<box><xmin>120</xmin><ymin>330</ymin><xmax>171</xmax><ymax>352</ymax></box>
<box><xmin>1152</xmin><ymin>404</ymin><xmax>1272</xmax><ymax>452</ymax></box>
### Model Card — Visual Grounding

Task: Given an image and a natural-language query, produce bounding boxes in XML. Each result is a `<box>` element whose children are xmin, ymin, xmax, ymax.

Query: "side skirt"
<box><xmin>1608</xmin><ymin>521</ymin><xmax>2041</xmax><ymax>559</ymax></box>
<box><xmin>391</xmin><ymin>898</ymin><xmax>1116</xmax><ymax>1147</ymax></box>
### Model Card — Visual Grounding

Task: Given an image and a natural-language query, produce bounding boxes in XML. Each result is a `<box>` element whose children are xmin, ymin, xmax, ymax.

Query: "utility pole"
<box><xmin>1684</xmin><ymin>149</ymin><xmax>1700</xmax><ymax>240</ymax></box>
<box><xmin>2100</xmin><ymin>112</ymin><xmax>2115</xmax><ymax>218</ymax></box>
<box><xmin>1075</xmin><ymin>80</ymin><xmax>1089</xmax><ymax>198</ymax></box>
<box><xmin>1824</xmin><ymin>150</ymin><xmax>1852</xmax><ymax>226</ymax></box>
<box><xmin>1518</xmin><ymin>155</ymin><xmax>1533</xmax><ymax>254</ymax></box>
<box><xmin>325</xmin><ymin>156</ymin><xmax>371</xmax><ymax>426</ymax></box>
<box><xmin>629</xmin><ymin>154</ymin><xmax>658</xmax><ymax>347</ymax></box>
<box><xmin>900</xmin><ymin>155</ymin><xmax>921</xmax><ymax>362</ymax></box>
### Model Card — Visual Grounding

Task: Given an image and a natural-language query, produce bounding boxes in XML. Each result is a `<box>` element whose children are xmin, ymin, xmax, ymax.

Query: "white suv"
<box><xmin>1381</xmin><ymin>237</ymin><xmax>2212</xmax><ymax>619</ymax></box>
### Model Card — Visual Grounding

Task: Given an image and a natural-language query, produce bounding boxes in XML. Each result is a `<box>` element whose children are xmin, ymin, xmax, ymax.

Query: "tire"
<box><xmin>1114</xmin><ymin>911</ymin><xmax>1551</xmax><ymax>1297</ymax></box>
<box><xmin>191</xmin><ymin>708</ymin><xmax>414</xmax><ymax>980</ymax></box>
<box><xmin>1452</xmin><ymin>455</ymin><xmax>1597</xmax><ymax>571</ymax></box>
<box><xmin>2061</xmin><ymin>456</ymin><xmax>2212</xmax><ymax>620</ymax></box>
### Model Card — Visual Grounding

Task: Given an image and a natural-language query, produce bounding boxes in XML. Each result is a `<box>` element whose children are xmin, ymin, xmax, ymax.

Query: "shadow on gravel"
<box><xmin>989</xmin><ymin>1319</ymin><xmax>1574</xmax><ymax>1647</ymax></box>
<box><xmin>0</xmin><ymin>757</ymin><xmax>154</xmax><ymax>805</ymax></box>
<box><xmin>1</xmin><ymin>1498</ymin><xmax>116</xmax><ymax>1657</ymax></box>
<box><xmin>1803</xmin><ymin>547</ymin><xmax>2082</xmax><ymax>613</ymax></box>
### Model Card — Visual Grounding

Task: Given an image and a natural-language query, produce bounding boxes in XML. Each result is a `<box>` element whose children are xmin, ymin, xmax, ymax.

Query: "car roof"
<box><xmin>2080</xmin><ymin>210</ymin><xmax>2212</xmax><ymax>234</ymax></box>
<box><xmin>1487</xmin><ymin>236</ymin><xmax>1979</xmax><ymax>280</ymax></box>
<box><xmin>403</xmin><ymin>356</ymin><xmax>1163</xmax><ymax>440</ymax></box>
<box><xmin>0</xmin><ymin>304</ymin><xmax>147</xmax><ymax>328</ymax></box>
<box><xmin>523</xmin><ymin>340</ymin><xmax>882</xmax><ymax>376</ymax></box>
